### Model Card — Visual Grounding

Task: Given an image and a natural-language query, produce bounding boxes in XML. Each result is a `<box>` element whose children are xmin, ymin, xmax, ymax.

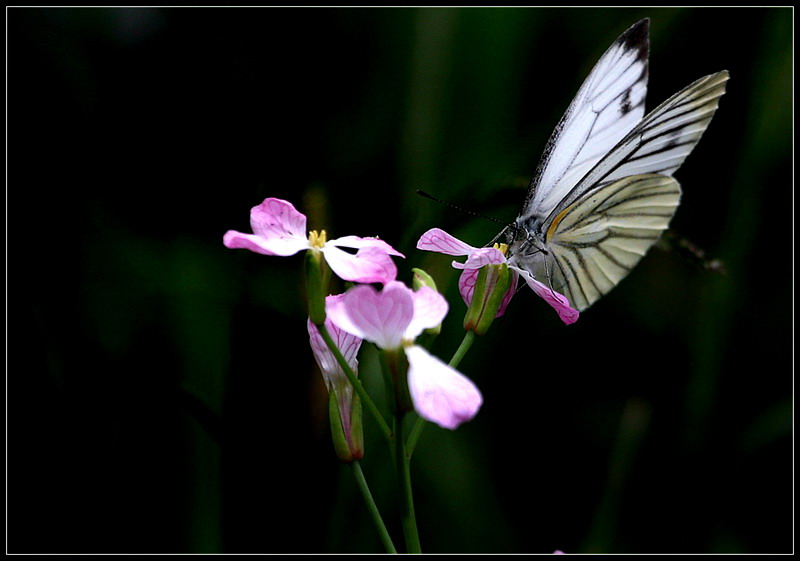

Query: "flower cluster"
<box><xmin>224</xmin><ymin>198</ymin><xmax>580</xmax><ymax>454</ymax></box>
<box><xmin>224</xmin><ymin>196</ymin><xmax>581</xmax><ymax>553</ymax></box>
<box><xmin>224</xmin><ymin>198</ymin><xmax>484</xmax><ymax>446</ymax></box>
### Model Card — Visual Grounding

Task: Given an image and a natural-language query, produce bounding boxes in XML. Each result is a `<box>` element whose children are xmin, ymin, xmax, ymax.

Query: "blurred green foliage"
<box><xmin>10</xmin><ymin>7</ymin><xmax>791</xmax><ymax>553</ymax></box>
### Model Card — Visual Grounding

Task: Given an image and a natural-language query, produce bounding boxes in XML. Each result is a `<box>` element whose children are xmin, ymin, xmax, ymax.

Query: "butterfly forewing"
<box><xmin>522</xmin><ymin>19</ymin><xmax>650</xmax><ymax>219</ymax></box>
<box><xmin>546</xmin><ymin>174</ymin><xmax>681</xmax><ymax>311</ymax></box>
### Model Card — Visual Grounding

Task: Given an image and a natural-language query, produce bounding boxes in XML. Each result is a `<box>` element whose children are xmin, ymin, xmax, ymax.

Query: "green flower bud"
<box><xmin>463</xmin><ymin>261</ymin><xmax>513</xmax><ymax>336</ymax></box>
<box><xmin>329</xmin><ymin>386</ymin><xmax>364</xmax><ymax>463</ymax></box>
<box><xmin>412</xmin><ymin>267</ymin><xmax>438</xmax><ymax>292</ymax></box>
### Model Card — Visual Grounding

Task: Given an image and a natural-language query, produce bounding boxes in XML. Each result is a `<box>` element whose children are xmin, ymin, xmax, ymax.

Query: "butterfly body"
<box><xmin>501</xmin><ymin>18</ymin><xmax>728</xmax><ymax>312</ymax></box>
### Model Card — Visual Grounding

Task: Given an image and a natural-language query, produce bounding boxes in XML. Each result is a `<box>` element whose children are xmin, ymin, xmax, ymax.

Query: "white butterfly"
<box><xmin>501</xmin><ymin>18</ymin><xmax>729</xmax><ymax>312</ymax></box>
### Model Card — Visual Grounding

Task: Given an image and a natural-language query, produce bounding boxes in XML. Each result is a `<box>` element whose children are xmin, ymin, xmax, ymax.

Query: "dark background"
<box><xmin>9</xmin><ymin>7</ymin><xmax>792</xmax><ymax>554</ymax></box>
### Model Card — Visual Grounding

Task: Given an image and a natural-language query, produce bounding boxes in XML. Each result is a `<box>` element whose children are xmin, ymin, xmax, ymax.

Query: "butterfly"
<box><xmin>501</xmin><ymin>18</ymin><xmax>728</xmax><ymax>312</ymax></box>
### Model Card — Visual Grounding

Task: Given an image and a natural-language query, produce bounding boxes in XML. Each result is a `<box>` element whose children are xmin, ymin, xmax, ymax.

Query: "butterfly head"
<box><xmin>502</xmin><ymin>215</ymin><xmax>549</xmax><ymax>275</ymax></box>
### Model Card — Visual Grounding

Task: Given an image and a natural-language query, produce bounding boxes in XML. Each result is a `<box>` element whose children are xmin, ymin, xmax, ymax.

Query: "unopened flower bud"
<box><xmin>463</xmin><ymin>261</ymin><xmax>513</xmax><ymax>335</ymax></box>
<box><xmin>328</xmin><ymin>386</ymin><xmax>364</xmax><ymax>463</ymax></box>
<box><xmin>412</xmin><ymin>267</ymin><xmax>438</xmax><ymax>292</ymax></box>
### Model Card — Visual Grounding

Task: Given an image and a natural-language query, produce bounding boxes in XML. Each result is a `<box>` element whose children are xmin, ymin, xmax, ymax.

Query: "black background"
<box><xmin>9</xmin><ymin>7</ymin><xmax>792</xmax><ymax>553</ymax></box>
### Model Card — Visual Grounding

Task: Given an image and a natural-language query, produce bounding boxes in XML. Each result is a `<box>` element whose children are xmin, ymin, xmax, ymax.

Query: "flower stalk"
<box><xmin>395</xmin><ymin>413</ymin><xmax>421</xmax><ymax>553</ymax></box>
<box><xmin>351</xmin><ymin>460</ymin><xmax>397</xmax><ymax>553</ymax></box>
<box><xmin>305</xmin><ymin>247</ymin><xmax>330</xmax><ymax>326</ymax></box>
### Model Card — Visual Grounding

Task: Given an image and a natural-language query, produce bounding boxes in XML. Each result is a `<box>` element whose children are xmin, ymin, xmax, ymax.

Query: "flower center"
<box><xmin>308</xmin><ymin>229</ymin><xmax>327</xmax><ymax>248</ymax></box>
<box><xmin>493</xmin><ymin>242</ymin><xmax>509</xmax><ymax>257</ymax></box>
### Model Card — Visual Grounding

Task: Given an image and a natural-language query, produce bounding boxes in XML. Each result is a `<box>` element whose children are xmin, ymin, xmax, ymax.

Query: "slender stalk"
<box><xmin>449</xmin><ymin>330</ymin><xmax>476</xmax><ymax>369</ymax></box>
<box><xmin>405</xmin><ymin>414</ymin><xmax>426</xmax><ymax>457</ymax></box>
<box><xmin>318</xmin><ymin>323</ymin><xmax>393</xmax><ymax>440</ymax></box>
<box><xmin>395</xmin><ymin>413</ymin><xmax>421</xmax><ymax>553</ymax></box>
<box><xmin>351</xmin><ymin>460</ymin><xmax>397</xmax><ymax>554</ymax></box>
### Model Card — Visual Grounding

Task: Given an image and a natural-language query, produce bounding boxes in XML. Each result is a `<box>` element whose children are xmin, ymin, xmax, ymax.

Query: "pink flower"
<box><xmin>326</xmin><ymin>281</ymin><xmax>482</xmax><ymax>430</ymax></box>
<box><xmin>224</xmin><ymin>197</ymin><xmax>404</xmax><ymax>284</ymax></box>
<box><xmin>417</xmin><ymin>228</ymin><xmax>579</xmax><ymax>325</ymax></box>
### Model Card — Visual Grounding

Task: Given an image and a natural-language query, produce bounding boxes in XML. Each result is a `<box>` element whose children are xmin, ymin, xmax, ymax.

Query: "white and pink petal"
<box><xmin>326</xmin><ymin>282</ymin><xmax>414</xmax><ymax>350</ymax></box>
<box><xmin>223</xmin><ymin>230</ymin><xmax>309</xmax><ymax>256</ymax></box>
<box><xmin>404</xmin><ymin>286</ymin><xmax>449</xmax><ymax>340</ymax></box>
<box><xmin>224</xmin><ymin>197</ymin><xmax>310</xmax><ymax>256</ymax></box>
<box><xmin>332</xmin><ymin>235</ymin><xmax>405</xmax><ymax>257</ymax></box>
<box><xmin>514</xmin><ymin>268</ymin><xmax>580</xmax><ymax>325</ymax></box>
<box><xmin>250</xmin><ymin>198</ymin><xmax>308</xmax><ymax>243</ymax></box>
<box><xmin>321</xmin><ymin>244</ymin><xmax>399</xmax><ymax>284</ymax></box>
<box><xmin>454</xmin><ymin>246</ymin><xmax>506</xmax><ymax>270</ymax></box>
<box><xmin>405</xmin><ymin>345</ymin><xmax>482</xmax><ymax>430</ymax></box>
<box><xmin>416</xmin><ymin>228</ymin><xmax>476</xmax><ymax>256</ymax></box>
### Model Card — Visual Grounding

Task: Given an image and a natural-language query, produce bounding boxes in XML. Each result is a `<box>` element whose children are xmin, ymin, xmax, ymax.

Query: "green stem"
<box><xmin>395</xmin><ymin>413</ymin><xmax>421</xmax><ymax>553</ymax></box>
<box><xmin>351</xmin><ymin>460</ymin><xmax>397</xmax><ymax>554</ymax></box>
<box><xmin>405</xmin><ymin>414</ymin><xmax>426</xmax><ymax>457</ymax></box>
<box><xmin>406</xmin><ymin>330</ymin><xmax>478</xmax><ymax>456</ymax></box>
<box><xmin>318</xmin><ymin>323</ymin><xmax>393</xmax><ymax>441</ymax></box>
<box><xmin>449</xmin><ymin>330</ymin><xmax>476</xmax><ymax>369</ymax></box>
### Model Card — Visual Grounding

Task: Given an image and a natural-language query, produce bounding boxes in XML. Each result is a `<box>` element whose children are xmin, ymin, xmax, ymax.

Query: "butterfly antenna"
<box><xmin>416</xmin><ymin>190</ymin><xmax>507</xmax><ymax>226</ymax></box>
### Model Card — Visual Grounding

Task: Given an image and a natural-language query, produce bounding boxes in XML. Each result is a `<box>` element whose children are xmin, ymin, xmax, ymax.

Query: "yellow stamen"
<box><xmin>493</xmin><ymin>242</ymin><xmax>509</xmax><ymax>256</ymax></box>
<box><xmin>308</xmin><ymin>229</ymin><xmax>327</xmax><ymax>248</ymax></box>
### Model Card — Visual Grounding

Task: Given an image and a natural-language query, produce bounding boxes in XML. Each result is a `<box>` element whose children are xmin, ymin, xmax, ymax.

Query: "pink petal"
<box><xmin>223</xmin><ymin>198</ymin><xmax>310</xmax><ymax>256</ymax></box>
<box><xmin>404</xmin><ymin>286</ymin><xmax>449</xmax><ymax>340</ymax></box>
<box><xmin>325</xmin><ymin>295</ymin><xmax>364</xmax><ymax>341</ymax></box>
<box><xmin>331</xmin><ymin>235</ymin><xmax>405</xmax><ymax>257</ymax></box>
<box><xmin>250</xmin><ymin>198</ymin><xmax>308</xmax><ymax>241</ymax></box>
<box><xmin>326</xmin><ymin>282</ymin><xmax>414</xmax><ymax>350</ymax></box>
<box><xmin>416</xmin><ymin>228</ymin><xmax>476</xmax><ymax>256</ymax></box>
<box><xmin>223</xmin><ymin>230</ymin><xmax>310</xmax><ymax>256</ymax></box>
<box><xmin>454</xmin><ymin>247</ymin><xmax>505</xmax><ymax>270</ymax></box>
<box><xmin>497</xmin><ymin>271</ymin><xmax>518</xmax><ymax>317</ymax></box>
<box><xmin>321</xmin><ymin>245</ymin><xmax>399</xmax><ymax>284</ymax></box>
<box><xmin>405</xmin><ymin>345</ymin><xmax>482</xmax><ymax>430</ymax></box>
<box><xmin>514</xmin><ymin>268</ymin><xmax>580</xmax><ymax>325</ymax></box>
<box><xmin>458</xmin><ymin>268</ymin><xmax>479</xmax><ymax>308</ymax></box>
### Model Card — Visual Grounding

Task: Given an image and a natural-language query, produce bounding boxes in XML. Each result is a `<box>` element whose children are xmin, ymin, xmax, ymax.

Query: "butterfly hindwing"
<box><xmin>545</xmin><ymin>174</ymin><xmax>681</xmax><ymax>311</ymax></box>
